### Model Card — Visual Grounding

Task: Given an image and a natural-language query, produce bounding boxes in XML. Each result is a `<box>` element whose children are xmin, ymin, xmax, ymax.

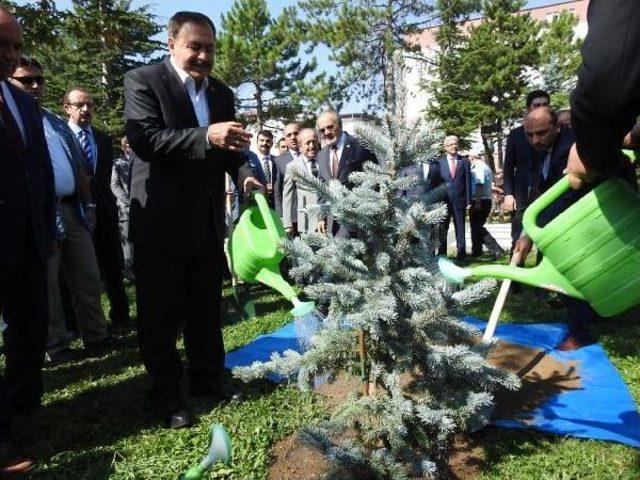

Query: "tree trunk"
<box><xmin>496</xmin><ymin>118</ymin><xmax>504</xmax><ymax>170</ymax></box>
<box><xmin>481</xmin><ymin>132</ymin><xmax>496</xmax><ymax>173</ymax></box>
<box><xmin>254</xmin><ymin>84</ymin><xmax>263</xmax><ymax>130</ymax></box>
<box><xmin>98</xmin><ymin>0</ymin><xmax>112</xmax><ymax>107</ymax></box>
<box><xmin>383</xmin><ymin>0</ymin><xmax>395</xmax><ymax>117</ymax></box>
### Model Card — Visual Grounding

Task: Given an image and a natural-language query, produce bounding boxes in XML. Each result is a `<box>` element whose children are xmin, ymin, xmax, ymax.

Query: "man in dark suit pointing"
<box><xmin>124</xmin><ymin>11</ymin><xmax>262</xmax><ymax>428</ymax></box>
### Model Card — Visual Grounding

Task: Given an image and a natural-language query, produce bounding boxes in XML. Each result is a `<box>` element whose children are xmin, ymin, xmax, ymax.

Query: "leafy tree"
<box><xmin>535</xmin><ymin>9</ymin><xmax>582</xmax><ymax>108</ymax></box>
<box><xmin>215</xmin><ymin>0</ymin><xmax>330</xmax><ymax>130</ymax></box>
<box><xmin>300</xmin><ymin>0</ymin><xmax>437</xmax><ymax>114</ymax></box>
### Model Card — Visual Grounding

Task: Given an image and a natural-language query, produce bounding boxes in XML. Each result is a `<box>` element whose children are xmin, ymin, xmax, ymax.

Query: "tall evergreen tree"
<box><xmin>428</xmin><ymin>0</ymin><xmax>481</xmax><ymax>141</ymax></box>
<box><xmin>234</xmin><ymin>54</ymin><xmax>518</xmax><ymax>479</ymax></box>
<box><xmin>428</xmin><ymin>0</ymin><xmax>538</xmax><ymax>168</ymax></box>
<box><xmin>36</xmin><ymin>0</ymin><xmax>162</xmax><ymax>136</ymax></box>
<box><xmin>300</xmin><ymin>0</ymin><xmax>437</xmax><ymax>114</ymax></box>
<box><xmin>215</xmin><ymin>0</ymin><xmax>330</xmax><ymax>130</ymax></box>
<box><xmin>535</xmin><ymin>10</ymin><xmax>582</xmax><ymax>108</ymax></box>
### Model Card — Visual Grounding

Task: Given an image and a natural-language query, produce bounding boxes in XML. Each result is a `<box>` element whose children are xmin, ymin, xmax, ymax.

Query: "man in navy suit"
<box><xmin>428</xmin><ymin>135</ymin><xmax>472</xmax><ymax>260</ymax></box>
<box><xmin>249</xmin><ymin>129</ymin><xmax>276</xmax><ymax>208</ymax></box>
<box><xmin>316</xmin><ymin>110</ymin><xmax>377</xmax><ymax>237</ymax></box>
<box><xmin>0</xmin><ymin>7</ymin><xmax>56</xmax><ymax>473</ymax></box>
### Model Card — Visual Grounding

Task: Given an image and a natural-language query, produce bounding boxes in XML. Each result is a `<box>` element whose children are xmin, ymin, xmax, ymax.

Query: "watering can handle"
<box><xmin>253</xmin><ymin>191</ymin><xmax>282</xmax><ymax>248</ymax></box>
<box><xmin>522</xmin><ymin>175</ymin><xmax>571</xmax><ymax>240</ymax></box>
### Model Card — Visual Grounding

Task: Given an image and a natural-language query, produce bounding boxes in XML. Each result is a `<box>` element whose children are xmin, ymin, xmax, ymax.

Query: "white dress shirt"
<box><xmin>1</xmin><ymin>81</ymin><xmax>27</xmax><ymax>143</ymax></box>
<box><xmin>170</xmin><ymin>56</ymin><xmax>210</xmax><ymax>128</ymax></box>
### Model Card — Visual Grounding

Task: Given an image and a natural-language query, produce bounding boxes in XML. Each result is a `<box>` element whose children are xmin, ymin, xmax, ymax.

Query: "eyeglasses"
<box><xmin>12</xmin><ymin>75</ymin><xmax>45</xmax><ymax>86</ymax></box>
<box><xmin>66</xmin><ymin>101</ymin><xmax>94</xmax><ymax>109</ymax></box>
<box><xmin>318</xmin><ymin>124</ymin><xmax>335</xmax><ymax>133</ymax></box>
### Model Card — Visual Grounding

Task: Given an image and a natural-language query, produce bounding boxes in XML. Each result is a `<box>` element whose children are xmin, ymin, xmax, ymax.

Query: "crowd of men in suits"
<box><xmin>1</xmin><ymin>0</ymin><xmax>640</xmax><ymax>474</ymax></box>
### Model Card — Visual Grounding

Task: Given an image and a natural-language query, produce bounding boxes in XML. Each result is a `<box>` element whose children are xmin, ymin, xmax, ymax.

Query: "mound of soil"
<box><xmin>268</xmin><ymin>340</ymin><xmax>581</xmax><ymax>480</ymax></box>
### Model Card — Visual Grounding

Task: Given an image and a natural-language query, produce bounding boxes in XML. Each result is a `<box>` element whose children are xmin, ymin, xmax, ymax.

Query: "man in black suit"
<box><xmin>124</xmin><ymin>11</ymin><xmax>262</xmax><ymax>428</ymax></box>
<box><xmin>567</xmin><ymin>0</ymin><xmax>640</xmax><ymax>190</ymax></box>
<box><xmin>427</xmin><ymin>135</ymin><xmax>472</xmax><ymax>260</ymax></box>
<box><xmin>0</xmin><ymin>7</ymin><xmax>56</xmax><ymax>473</ymax></box>
<box><xmin>515</xmin><ymin>107</ymin><xmax>603</xmax><ymax>351</ymax></box>
<box><xmin>64</xmin><ymin>87</ymin><xmax>131</xmax><ymax>330</ymax></box>
<box><xmin>316</xmin><ymin>110</ymin><xmax>377</xmax><ymax>237</ymax></box>
<box><xmin>273</xmin><ymin>122</ymin><xmax>300</xmax><ymax>225</ymax></box>
<box><xmin>503</xmin><ymin>90</ymin><xmax>550</xmax><ymax>249</ymax></box>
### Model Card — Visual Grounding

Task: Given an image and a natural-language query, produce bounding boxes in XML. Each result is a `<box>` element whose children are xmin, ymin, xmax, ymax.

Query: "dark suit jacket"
<box><xmin>273</xmin><ymin>150</ymin><xmax>295</xmax><ymax>217</ymax></box>
<box><xmin>570</xmin><ymin>0</ymin><xmax>640</xmax><ymax>173</ymax></box>
<box><xmin>247</xmin><ymin>151</ymin><xmax>276</xmax><ymax>208</ymax></box>
<box><xmin>503</xmin><ymin>125</ymin><xmax>535</xmax><ymax>208</ymax></box>
<box><xmin>0</xmin><ymin>82</ymin><xmax>55</xmax><ymax>265</ymax></box>
<box><xmin>124</xmin><ymin>57</ymin><xmax>254</xmax><ymax>254</ymax></box>
<box><xmin>91</xmin><ymin>127</ymin><xmax>118</xmax><ymax>230</ymax></box>
<box><xmin>316</xmin><ymin>132</ymin><xmax>377</xmax><ymax>187</ymax></box>
<box><xmin>528</xmin><ymin>126</ymin><xmax>576</xmax><ymax>226</ymax></box>
<box><xmin>316</xmin><ymin>132</ymin><xmax>377</xmax><ymax>237</ymax></box>
<box><xmin>428</xmin><ymin>154</ymin><xmax>472</xmax><ymax>210</ymax></box>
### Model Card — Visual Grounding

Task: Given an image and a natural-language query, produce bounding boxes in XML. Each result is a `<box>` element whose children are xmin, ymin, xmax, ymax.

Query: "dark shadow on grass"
<box><xmin>30</xmin><ymin>447</ymin><xmax>114</xmax><ymax>480</ymax></box>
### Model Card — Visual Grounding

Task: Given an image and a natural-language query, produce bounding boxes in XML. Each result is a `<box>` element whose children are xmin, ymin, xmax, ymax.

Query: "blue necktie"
<box><xmin>78</xmin><ymin>129</ymin><xmax>94</xmax><ymax>172</ymax></box>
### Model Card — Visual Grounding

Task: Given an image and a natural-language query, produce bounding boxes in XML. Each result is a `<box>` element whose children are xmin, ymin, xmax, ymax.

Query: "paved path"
<box><xmin>446</xmin><ymin>222</ymin><xmax>512</xmax><ymax>255</ymax></box>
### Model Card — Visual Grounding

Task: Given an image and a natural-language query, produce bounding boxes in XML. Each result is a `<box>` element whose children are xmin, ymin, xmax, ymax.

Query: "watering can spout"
<box><xmin>438</xmin><ymin>256</ymin><xmax>584</xmax><ymax>300</ymax></box>
<box><xmin>255</xmin><ymin>267</ymin><xmax>297</xmax><ymax>302</ymax></box>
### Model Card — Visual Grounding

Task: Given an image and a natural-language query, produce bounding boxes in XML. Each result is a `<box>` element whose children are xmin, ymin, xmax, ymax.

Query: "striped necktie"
<box><xmin>262</xmin><ymin>156</ymin><xmax>271</xmax><ymax>186</ymax></box>
<box><xmin>78</xmin><ymin>129</ymin><xmax>95</xmax><ymax>172</ymax></box>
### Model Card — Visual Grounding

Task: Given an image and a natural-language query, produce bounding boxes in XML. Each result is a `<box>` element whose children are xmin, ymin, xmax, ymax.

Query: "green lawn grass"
<box><xmin>16</xmin><ymin>269</ymin><xmax>640</xmax><ymax>479</ymax></box>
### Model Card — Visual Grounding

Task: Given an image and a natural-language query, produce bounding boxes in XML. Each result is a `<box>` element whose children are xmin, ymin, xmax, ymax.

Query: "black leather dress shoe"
<box><xmin>167</xmin><ymin>410</ymin><xmax>191</xmax><ymax>429</ymax></box>
<box><xmin>190</xmin><ymin>377</ymin><xmax>243</xmax><ymax>402</ymax></box>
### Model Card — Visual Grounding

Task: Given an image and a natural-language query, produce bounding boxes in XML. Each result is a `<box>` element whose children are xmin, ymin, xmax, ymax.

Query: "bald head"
<box><xmin>523</xmin><ymin>106</ymin><xmax>560</xmax><ymax>152</ymax></box>
<box><xmin>317</xmin><ymin>109</ymin><xmax>342</xmax><ymax>145</ymax></box>
<box><xmin>0</xmin><ymin>7</ymin><xmax>23</xmax><ymax>81</ymax></box>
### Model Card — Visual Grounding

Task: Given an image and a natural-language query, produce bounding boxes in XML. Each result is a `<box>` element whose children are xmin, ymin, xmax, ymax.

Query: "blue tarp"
<box><xmin>226</xmin><ymin>317</ymin><xmax>640</xmax><ymax>448</ymax></box>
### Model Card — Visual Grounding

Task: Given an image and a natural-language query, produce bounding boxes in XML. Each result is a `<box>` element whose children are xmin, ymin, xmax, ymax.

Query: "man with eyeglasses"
<box><xmin>316</xmin><ymin>109</ymin><xmax>377</xmax><ymax>237</ymax></box>
<box><xmin>9</xmin><ymin>57</ymin><xmax>109</xmax><ymax>364</ymax></box>
<box><xmin>274</xmin><ymin>122</ymin><xmax>301</xmax><ymax>229</ymax></box>
<box><xmin>0</xmin><ymin>7</ymin><xmax>55</xmax><ymax>473</ymax></box>
<box><xmin>65</xmin><ymin>87</ymin><xmax>131</xmax><ymax>333</ymax></box>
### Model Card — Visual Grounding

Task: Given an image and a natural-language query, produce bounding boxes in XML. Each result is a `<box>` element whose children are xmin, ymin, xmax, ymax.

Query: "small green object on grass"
<box><xmin>180</xmin><ymin>424</ymin><xmax>232</xmax><ymax>480</ymax></box>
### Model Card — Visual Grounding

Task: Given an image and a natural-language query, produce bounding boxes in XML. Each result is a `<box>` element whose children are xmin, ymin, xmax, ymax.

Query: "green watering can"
<box><xmin>230</xmin><ymin>192</ymin><xmax>315</xmax><ymax>317</ymax></box>
<box><xmin>439</xmin><ymin>175</ymin><xmax>640</xmax><ymax>317</ymax></box>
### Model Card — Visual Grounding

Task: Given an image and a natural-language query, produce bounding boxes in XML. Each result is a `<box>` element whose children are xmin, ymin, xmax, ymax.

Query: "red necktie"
<box><xmin>449</xmin><ymin>157</ymin><xmax>456</xmax><ymax>178</ymax></box>
<box><xmin>0</xmin><ymin>88</ymin><xmax>26</xmax><ymax>161</ymax></box>
<box><xmin>331</xmin><ymin>145</ymin><xmax>339</xmax><ymax>179</ymax></box>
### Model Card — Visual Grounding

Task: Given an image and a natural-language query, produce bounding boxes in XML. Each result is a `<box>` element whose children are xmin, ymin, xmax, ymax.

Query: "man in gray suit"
<box><xmin>282</xmin><ymin>128</ymin><xmax>323</xmax><ymax>234</ymax></box>
<box><xmin>273</xmin><ymin>122</ymin><xmax>300</xmax><ymax>227</ymax></box>
<box><xmin>9</xmin><ymin>57</ymin><xmax>109</xmax><ymax>363</ymax></box>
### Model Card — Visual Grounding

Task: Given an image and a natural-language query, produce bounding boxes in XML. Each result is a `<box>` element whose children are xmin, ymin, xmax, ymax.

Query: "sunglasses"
<box><xmin>12</xmin><ymin>75</ymin><xmax>45</xmax><ymax>86</ymax></box>
<box><xmin>66</xmin><ymin>101</ymin><xmax>95</xmax><ymax>109</ymax></box>
<box><xmin>318</xmin><ymin>124</ymin><xmax>335</xmax><ymax>133</ymax></box>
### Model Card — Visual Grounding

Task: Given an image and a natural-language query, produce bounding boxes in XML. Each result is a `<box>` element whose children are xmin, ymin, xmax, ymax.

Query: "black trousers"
<box><xmin>470</xmin><ymin>199</ymin><xmax>503</xmax><ymax>256</ymax></box>
<box><xmin>93</xmin><ymin>217</ymin><xmax>129</xmax><ymax>322</ymax></box>
<box><xmin>0</xmin><ymin>228</ymin><xmax>48</xmax><ymax>441</ymax></box>
<box><xmin>438</xmin><ymin>204</ymin><xmax>466</xmax><ymax>258</ymax></box>
<box><xmin>134</xmin><ymin>231</ymin><xmax>224</xmax><ymax>413</ymax></box>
